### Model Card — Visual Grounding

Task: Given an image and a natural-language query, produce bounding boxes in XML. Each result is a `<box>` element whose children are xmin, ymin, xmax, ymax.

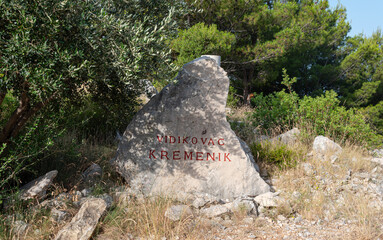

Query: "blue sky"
<box><xmin>328</xmin><ymin>0</ymin><xmax>383</xmax><ymax>37</ymax></box>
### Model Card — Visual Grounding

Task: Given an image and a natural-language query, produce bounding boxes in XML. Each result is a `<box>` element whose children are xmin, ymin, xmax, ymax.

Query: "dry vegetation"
<box><xmin>1</xmin><ymin>107</ymin><xmax>383</xmax><ymax>239</ymax></box>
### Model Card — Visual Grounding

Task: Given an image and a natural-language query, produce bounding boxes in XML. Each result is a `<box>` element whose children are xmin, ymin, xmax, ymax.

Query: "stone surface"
<box><xmin>200</xmin><ymin>205</ymin><xmax>231</xmax><ymax>218</ymax></box>
<box><xmin>272</xmin><ymin>128</ymin><xmax>300</xmax><ymax>145</ymax></box>
<box><xmin>51</xmin><ymin>208</ymin><xmax>70</xmax><ymax>223</ymax></box>
<box><xmin>81</xmin><ymin>163</ymin><xmax>102</xmax><ymax>185</ymax></box>
<box><xmin>164</xmin><ymin>205</ymin><xmax>193</xmax><ymax>221</ymax></box>
<box><xmin>371</xmin><ymin>149</ymin><xmax>383</xmax><ymax>158</ymax></box>
<box><xmin>312</xmin><ymin>136</ymin><xmax>342</xmax><ymax>156</ymax></box>
<box><xmin>79</xmin><ymin>194</ymin><xmax>113</xmax><ymax>209</ymax></box>
<box><xmin>254</xmin><ymin>192</ymin><xmax>280</xmax><ymax>208</ymax></box>
<box><xmin>225</xmin><ymin>198</ymin><xmax>256</xmax><ymax>215</ymax></box>
<box><xmin>54</xmin><ymin>198</ymin><xmax>107</xmax><ymax>240</ymax></box>
<box><xmin>371</xmin><ymin>158</ymin><xmax>383</xmax><ymax>166</ymax></box>
<box><xmin>112</xmin><ymin>57</ymin><xmax>270</xmax><ymax>200</ymax></box>
<box><xmin>11</xmin><ymin>220</ymin><xmax>30</xmax><ymax>237</ymax></box>
<box><xmin>19</xmin><ymin>170</ymin><xmax>58</xmax><ymax>200</ymax></box>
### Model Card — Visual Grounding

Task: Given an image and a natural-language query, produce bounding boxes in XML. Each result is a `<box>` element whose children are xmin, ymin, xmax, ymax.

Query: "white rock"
<box><xmin>312</xmin><ymin>136</ymin><xmax>342</xmax><ymax>156</ymax></box>
<box><xmin>200</xmin><ymin>205</ymin><xmax>230</xmax><ymax>218</ymax></box>
<box><xmin>112</xmin><ymin>57</ymin><xmax>270</xmax><ymax>200</ymax></box>
<box><xmin>164</xmin><ymin>205</ymin><xmax>193</xmax><ymax>221</ymax></box>
<box><xmin>371</xmin><ymin>158</ymin><xmax>383</xmax><ymax>166</ymax></box>
<box><xmin>51</xmin><ymin>208</ymin><xmax>69</xmax><ymax>223</ymax></box>
<box><xmin>11</xmin><ymin>220</ymin><xmax>30</xmax><ymax>237</ymax></box>
<box><xmin>254</xmin><ymin>192</ymin><xmax>280</xmax><ymax>208</ymax></box>
<box><xmin>225</xmin><ymin>198</ymin><xmax>256</xmax><ymax>215</ymax></box>
<box><xmin>54</xmin><ymin>198</ymin><xmax>107</xmax><ymax>240</ymax></box>
<box><xmin>272</xmin><ymin>128</ymin><xmax>300</xmax><ymax>145</ymax></box>
<box><xmin>81</xmin><ymin>163</ymin><xmax>102</xmax><ymax>184</ymax></box>
<box><xmin>19</xmin><ymin>170</ymin><xmax>58</xmax><ymax>200</ymax></box>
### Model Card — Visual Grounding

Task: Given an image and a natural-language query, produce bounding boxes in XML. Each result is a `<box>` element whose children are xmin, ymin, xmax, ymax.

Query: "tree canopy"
<box><xmin>178</xmin><ymin>0</ymin><xmax>350</xmax><ymax>102</ymax></box>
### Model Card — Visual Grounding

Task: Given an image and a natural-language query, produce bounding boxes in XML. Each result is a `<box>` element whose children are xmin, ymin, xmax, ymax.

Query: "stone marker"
<box><xmin>54</xmin><ymin>198</ymin><xmax>107</xmax><ymax>240</ymax></box>
<box><xmin>112</xmin><ymin>57</ymin><xmax>270</xmax><ymax>200</ymax></box>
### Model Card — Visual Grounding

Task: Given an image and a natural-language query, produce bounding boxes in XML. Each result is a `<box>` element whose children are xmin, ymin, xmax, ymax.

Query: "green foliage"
<box><xmin>227</xmin><ymin>86</ymin><xmax>240</xmax><ymax>108</ymax></box>
<box><xmin>339</xmin><ymin>31</ymin><xmax>383</xmax><ymax>108</ymax></box>
<box><xmin>171</xmin><ymin>22</ymin><xmax>235</xmax><ymax>66</ymax></box>
<box><xmin>248</xmin><ymin>70</ymin><xmax>382</xmax><ymax>147</ymax></box>
<box><xmin>363</xmin><ymin>101</ymin><xmax>383</xmax><ymax>135</ymax></box>
<box><xmin>250</xmin><ymin>141</ymin><xmax>299</xmax><ymax>170</ymax></box>
<box><xmin>0</xmin><ymin>0</ymin><xmax>181</xmax><ymax>199</ymax></box>
<box><xmin>182</xmin><ymin>0</ymin><xmax>350</xmax><ymax>100</ymax></box>
<box><xmin>0</xmin><ymin>114</ymin><xmax>59</xmax><ymax>201</ymax></box>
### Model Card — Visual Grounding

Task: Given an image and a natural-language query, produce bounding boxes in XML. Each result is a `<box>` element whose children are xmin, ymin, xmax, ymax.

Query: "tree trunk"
<box><xmin>0</xmin><ymin>91</ymin><xmax>6</xmax><ymax>107</ymax></box>
<box><xmin>243</xmin><ymin>67</ymin><xmax>254</xmax><ymax>105</ymax></box>
<box><xmin>0</xmin><ymin>89</ymin><xmax>56</xmax><ymax>146</ymax></box>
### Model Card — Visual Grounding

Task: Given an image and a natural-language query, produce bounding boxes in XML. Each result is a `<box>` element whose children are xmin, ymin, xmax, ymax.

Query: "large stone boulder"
<box><xmin>112</xmin><ymin>57</ymin><xmax>270</xmax><ymax>200</ymax></box>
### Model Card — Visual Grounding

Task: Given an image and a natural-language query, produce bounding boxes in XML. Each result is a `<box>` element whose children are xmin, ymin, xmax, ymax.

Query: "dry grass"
<box><xmin>97</xmin><ymin>196</ymin><xmax>205</xmax><ymax>240</ymax></box>
<box><xmin>272</xmin><ymin>141</ymin><xmax>382</xmax><ymax>239</ymax></box>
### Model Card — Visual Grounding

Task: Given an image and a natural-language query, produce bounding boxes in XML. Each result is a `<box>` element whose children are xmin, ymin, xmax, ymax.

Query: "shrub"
<box><xmin>250</xmin><ymin>141</ymin><xmax>300</xmax><ymax>170</ymax></box>
<box><xmin>248</xmin><ymin>70</ymin><xmax>382</xmax><ymax>148</ymax></box>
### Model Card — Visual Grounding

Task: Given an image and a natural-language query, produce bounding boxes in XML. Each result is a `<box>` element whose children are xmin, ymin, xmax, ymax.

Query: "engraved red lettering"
<box><xmin>157</xmin><ymin>136</ymin><xmax>163</xmax><ymax>143</ymax></box>
<box><xmin>224</xmin><ymin>153</ymin><xmax>231</xmax><ymax>162</ymax></box>
<box><xmin>208</xmin><ymin>138</ymin><xmax>215</xmax><ymax>145</ymax></box>
<box><xmin>218</xmin><ymin>153</ymin><xmax>221</xmax><ymax>161</ymax></box>
<box><xmin>201</xmin><ymin>138</ymin><xmax>208</xmax><ymax>145</ymax></box>
<box><xmin>218</xmin><ymin>138</ymin><xmax>225</xmax><ymax>145</ymax></box>
<box><xmin>161</xmin><ymin>151</ymin><xmax>169</xmax><ymax>160</ymax></box>
<box><xmin>184</xmin><ymin>151</ymin><xmax>193</xmax><ymax>160</ymax></box>
<box><xmin>178</xmin><ymin>136</ymin><xmax>181</xmax><ymax>143</ymax></box>
<box><xmin>165</xmin><ymin>136</ymin><xmax>168</xmax><ymax>143</ymax></box>
<box><xmin>182</xmin><ymin>137</ymin><xmax>189</xmax><ymax>144</ymax></box>
<box><xmin>207</xmin><ymin>153</ymin><xmax>215</xmax><ymax>161</ymax></box>
<box><xmin>196</xmin><ymin>152</ymin><xmax>203</xmax><ymax>160</ymax></box>
<box><xmin>149</xmin><ymin>150</ymin><xmax>156</xmax><ymax>159</ymax></box>
<box><xmin>173</xmin><ymin>151</ymin><xmax>181</xmax><ymax>160</ymax></box>
<box><xmin>192</xmin><ymin>137</ymin><xmax>197</xmax><ymax>144</ymax></box>
<box><xmin>169</xmin><ymin>136</ymin><xmax>176</xmax><ymax>143</ymax></box>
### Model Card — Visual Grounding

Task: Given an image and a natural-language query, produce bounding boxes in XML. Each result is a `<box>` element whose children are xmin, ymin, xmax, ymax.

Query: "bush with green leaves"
<box><xmin>250</xmin><ymin>141</ymin><xmax>300</xmax><ymax>170</ymax></box>
<box><xmin>248</xmin><ymin>70</ymin><xmax>382</xmax><ymax>147</ymax></box>
<box><xmin>0</xmin><ymin>0</ymin><xmax>183</xmax><ymax>200</ymax></box>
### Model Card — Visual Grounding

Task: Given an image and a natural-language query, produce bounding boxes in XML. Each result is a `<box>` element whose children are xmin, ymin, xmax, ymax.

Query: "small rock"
<box><xmin>277</xmin><ymin>215</ymin><xmax>287</xmax><ymax>221</ymax></box>
<box><xmin>272</xmin><ymin>128</ymin><xmax>300</xmax><ymax>145</ymax></box>
<box><xmin>243</xmin><ymin>217</ymin><xmax>254</xmax><ymax>224</ymax></box>
<box><xmin>312</xmin><ymin>136</ymin><xmax>342</xmax><ymax>156</ymax></box>
<box><xmin>51</xmin><ymin>208</ymin><xmax>69</xmax><ymax>223</ymax></box>
<box><xmin>330</xmin><ymin>155</ymin><xmax>338</xmax><ymax>164</ymax></box>
<box><xmin>19</xmin><ymin>170</ymin><xmax>58</xmax><ymax>200</ymax></box>
<box><xmin>200</xmin><ymin>205</ymin><xmax>230</xmax><ymax>218</ymax></box>
<box><xmin>81</xmin><ymin>163</ymin><xmax>102</xmax><ymax>185</ymax></box>
<box><xmin>254</xmin><ymin>192</ymin><xmax>280</xmax><ymax>208</ymax></box>
<box><xmin>164</xmin><ymin>205</ymin><xmax>193</xmax><ymax>221</ymax></box>
<box><xmin>225</xmin><ymin>198</ymin><xmax>257</xmax><ymax>215</ymax></box>
<box><xmin>371</xmin><ymin>158</ymin><xmax>383</xmax><ymax>166</ymax></box>
<box><xmin>80</xmin><ymin>194</ymin><xmax>113</xmax><ymax>209</ymax></box>
<box><xmin>54</xmin><ymin>198</ymin><xmax>107</xmax><ymax>240</ymax></box>
<box><xmin>11</xmin><ymin>220</ymin><xmax>30</xmax><ymax>237</ymax></box>
<box><xmin>81</xmin><ymin>188</ymin><xmax>92</xmax><ymax>197</ymax></box>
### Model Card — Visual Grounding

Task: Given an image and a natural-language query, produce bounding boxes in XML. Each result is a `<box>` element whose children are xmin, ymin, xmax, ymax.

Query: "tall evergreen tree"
<box><xmin>178</xmin><ymin>0</ymin><xmax>350</xmax><ymax>103</ymax></box>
